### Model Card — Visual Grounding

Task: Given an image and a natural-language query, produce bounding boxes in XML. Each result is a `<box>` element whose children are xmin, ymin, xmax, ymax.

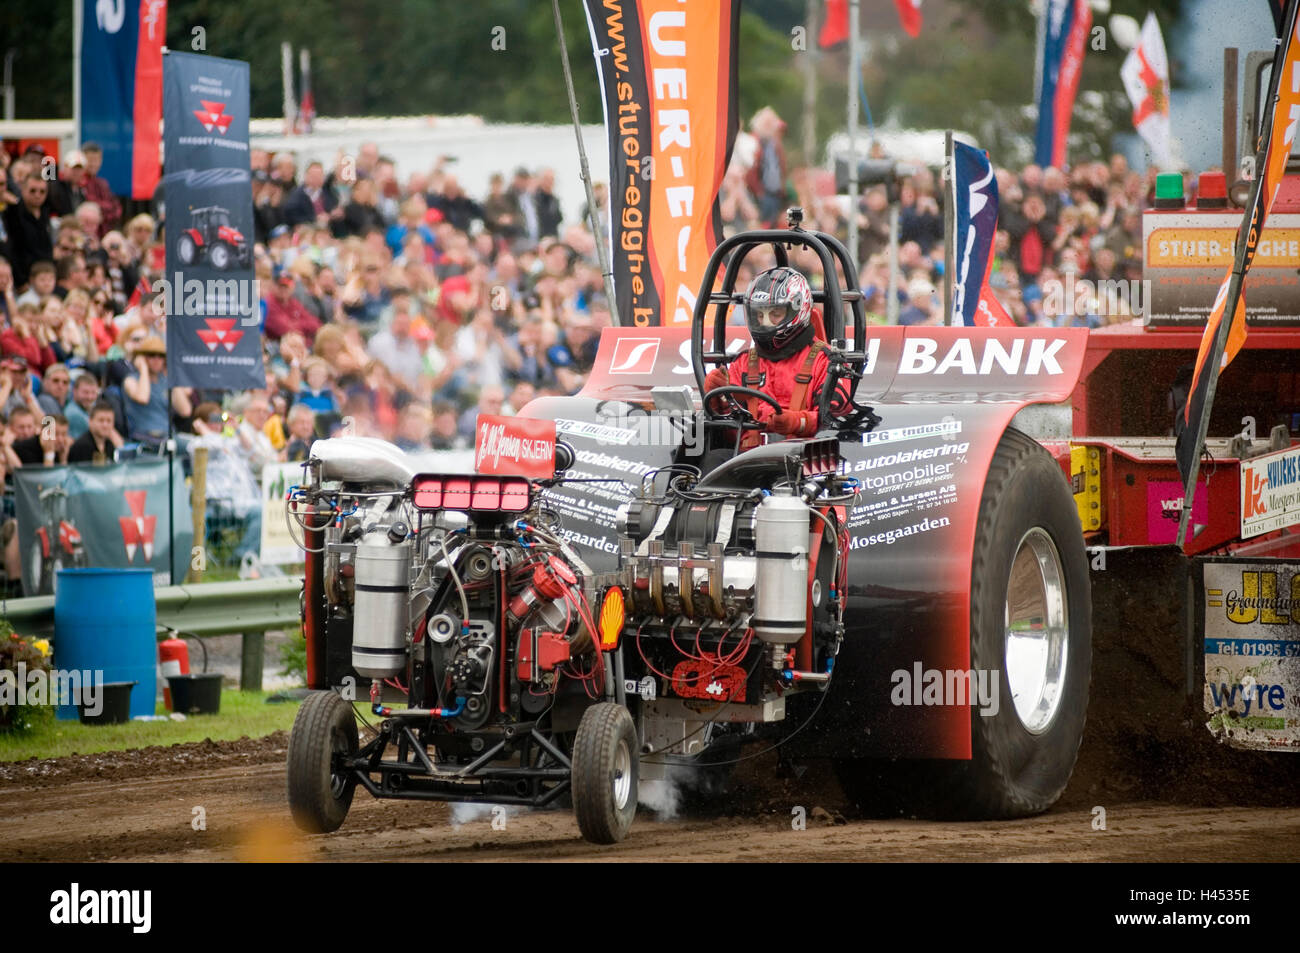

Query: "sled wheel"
<box><xmin>572</xmin><ymin>702</ymin><xmax>638</xmax><ymax>844</ymax></box>
<box><xmin>287</xmin><ymin>690</ymin><xmax>358</xmax><ymax>833</ymax></box>
<box><xmin>209</xmin><ymin>241</ymin><xmax>232</xmax><ymax>270</ymax></box>
<box><xmin>836</xmin><ymin>428</ymin><xmax>1091</xmax><ymax>819</ymax></box>
<box><xmin>177</xmin><ymin>234</ymin><xmax>197</xmax><ymax>266</ymax></box>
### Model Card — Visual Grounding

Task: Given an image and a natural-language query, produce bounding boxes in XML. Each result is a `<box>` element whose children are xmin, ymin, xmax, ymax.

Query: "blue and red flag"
<box><xmin>951</xmin><ymin>141</ymin><xmax>1011</xmax><ymax>327</ymax></box>
<box><xmin>79</xmin><ymin>0</ymin><xmax>166</xmax><ymax>200</ymax></box>
<box><xmin>1034</xmin><ymin>0</ymin><xmax>1091</xmax><ymax>169</ymax></box>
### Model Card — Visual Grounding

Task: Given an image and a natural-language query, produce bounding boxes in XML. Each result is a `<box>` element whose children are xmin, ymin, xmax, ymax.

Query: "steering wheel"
<box><xmin>703</xmin><ymin>385</ymin><xmax>783</xmax><ymax>426</ymax></box>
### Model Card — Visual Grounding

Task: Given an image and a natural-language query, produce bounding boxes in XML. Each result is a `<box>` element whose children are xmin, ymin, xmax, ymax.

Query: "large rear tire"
<box><xmin>287</xmin><ymin>690</ymin><xmax>358</xmax><ymax>833</ymax></box>
<box><xmin>838</xmin><ymin>427</ymin><xmax>1091</xmax><ymax>818</ymax></box>
<box><xmin>572</xmin><ymin>702</ymin><xmax>638</xmax><ymax>844</ymax></box>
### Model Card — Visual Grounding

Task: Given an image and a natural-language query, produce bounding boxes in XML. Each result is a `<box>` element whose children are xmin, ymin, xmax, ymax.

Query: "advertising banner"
<box><xmin>1143</xmin><ymin>212</ymin><xmax>1300</xmax><ymax>327</ymax></box>
<box><xmin>1201</xmin><ymin>559</ymin><xmax>1300</xmax><ymax>751</ymax></box>
<box><xmin>163</xmin><ymin>51</ymin><xmax>264</xmax><ymax>391</ymax></box>
<box><xmin>14</xmin><ymin>458</ymin><xmax>192</xmax><ymax>596</ymax></box>
<box><xmin>584</xmin><ymin>0</ymin><xmax>741</xmax><ymax>326</ymax></box>
<box><xmin>79</xmin><ymin>0</ymin><xmax>166</xmax><ymax>199</ymax></box>
<box><xmin>1241</xmin><ymin>444</ymin><xmax>1300</xmax><ymax>539</ymax></box>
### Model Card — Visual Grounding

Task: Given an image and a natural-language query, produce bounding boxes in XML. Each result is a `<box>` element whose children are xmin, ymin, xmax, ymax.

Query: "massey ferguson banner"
<box><xmin>583</xmin><ymin>0</ymin><xmax>742</xmax><ymax>327</ymax></box>
<box><xmin>79</xmin><ymin>0</ymin><xmax>166</xmax><ymax>199</ymax></box>
<box><xmin>163</xmin><ymin>52</ymin><xmax>264</xmax><ymax>391</ymax></box>
<box><xmin>950</xmin><ymin>141</ymin><xmax>1011</xmax><ymax>327</ymax></box>
<box><xmin>1034</xmin><ymin>0</ymin><xmax>1091</xmax><ymax>170</ymax></box>
<box><xmin>13</xmin><ymin>459</ymin><xmax>193</xmax><ymax>596</ymax></box>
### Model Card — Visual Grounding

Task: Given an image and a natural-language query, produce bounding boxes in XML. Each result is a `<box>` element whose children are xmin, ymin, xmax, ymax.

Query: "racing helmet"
<box><xmin>744</xmin><ymin>266</ymin><xmax>813</xmax><ymax>359</ymax></box>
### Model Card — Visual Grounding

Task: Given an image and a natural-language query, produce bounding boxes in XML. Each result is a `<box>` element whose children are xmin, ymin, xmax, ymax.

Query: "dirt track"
<box><xmin>1</xmin><ymin>731</ymin><xmax>1296</xmax><ymax>862</ymax></box>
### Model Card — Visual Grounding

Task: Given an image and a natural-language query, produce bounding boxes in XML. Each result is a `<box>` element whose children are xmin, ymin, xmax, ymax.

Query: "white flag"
<box><xmin>1120</xmin><ymin>12</ymin><xmax>1172</xmax><ymax>167</ymax></box>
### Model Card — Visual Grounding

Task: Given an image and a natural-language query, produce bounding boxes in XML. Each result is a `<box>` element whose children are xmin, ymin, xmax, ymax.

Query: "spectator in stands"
<box><xmin>8</xmin><ymin>413</ymin><xmax>70</xmax><ymax>467</ymax></box>
<box><xmin>532</xmin><ymin>168</ymin><xmax>563</xmax><ymax>240</ymax></box>
<box><xmin>264</xmin><ymin>266</ymin><xmax>321</xmax><ymax>343</ymax></box>
<box><xmin>284</xmin><ymin>404</ymin><xmax>317</xmax><ymax>461</ymax></box>
<box><xmin>67</xmin><ymin>400</ymin><xmax>121</xmax><ymax>464</ymax></box>
<box><xmin>63</xmin><ymin>371</ymin><xmax>100</xmax><ymax>439</ymax></box>
<box><xmin>284</xmin><ymin>160</ymin><xmax>339</xmax><ymax>229</ymax></box>
<box><xmin>79</xmin><ymin>143</ymin><xmax>121</xmax><ymax>234</ymax></box>
<box><xmin>123</xmin><ymin>335</ymin><xmax>191</xmax><ymax>446</ymax></box>
<box><xmin>2</xmin><ymin>175</ymin><xmax>54</xmax><ymax>288</ymax></box>
<box><xmin>36</xmin><ymin>363</ymin><xmax>70</xmax><ymax>416</ymax></box>
<box><xmin>367</xmin><ymin>292</ymin><xmax>424</xmax><ymax>393</ymax></box>
<box><xmin>0</xmin><ymin>255</ymin><xmax>17</xmax><ymax>324</ymax></box>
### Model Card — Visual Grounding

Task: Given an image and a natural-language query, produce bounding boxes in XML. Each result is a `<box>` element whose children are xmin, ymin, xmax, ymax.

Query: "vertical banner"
<box><xmin>1176</xmin><ymin>0</ymin><xmax>1300</xmax><ymax>511</ymax></box>
<box><xmin>584</xmin><ymin>0</ymin><xmax>741</xmax><ymax>327</ymax></box>
<box><xmin>14</xmin><ymin>459</ymin><xmax>192</xmax><ymax>595</ymax></box>
<box><xmin>1034</xmin><ymin>0</ymin><xmax>1091</xmax><ymax>169</ymax></box>
<box><xmin>950</xmin><ymin>141</ymin><xmax>1012</xmax><ymax>327</ymax></box>
<box><xmin>79</xmin><ymin>0</ymin><xmax>166</xmax><ymax>199</ymax></box>
<box><xmin>163</xmin><ymin>52</ymin><xmax>264</xmax><ymax>391</ymax></box>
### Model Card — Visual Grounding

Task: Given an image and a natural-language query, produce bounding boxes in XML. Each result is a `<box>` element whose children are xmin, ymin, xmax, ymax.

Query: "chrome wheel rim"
<box><xmin>1003</xmin><ymin>528</ymin><xmax>1068</xmax><ymax>734</ymax></box>
<box><xmin>612</xmin><ymin>738</ymin><xmax>632</xmax><ymax>810</ymax></box>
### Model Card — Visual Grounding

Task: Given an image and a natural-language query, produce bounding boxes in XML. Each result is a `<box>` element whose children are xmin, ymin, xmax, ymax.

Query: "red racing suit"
<box><xmin>704</xmin><ymin>341</ymin><xmax>847</xmax><ymax>443</ymax></box>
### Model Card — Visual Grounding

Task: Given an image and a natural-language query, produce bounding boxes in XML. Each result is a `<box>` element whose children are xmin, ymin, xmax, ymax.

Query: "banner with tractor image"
<box><xmin>13</xmin><ymin>459</ymin><xmax>193</xmax><ymax>596</ymax></box>
<box><xmin>163</xmin><ymin>51</ymin><xmax>264</xmax><ymax>391</ymax></box>
<box><xmin>1200</xmin><ymin>559</ymin><xmax>1300</xmax><ymax>751</ymax></box>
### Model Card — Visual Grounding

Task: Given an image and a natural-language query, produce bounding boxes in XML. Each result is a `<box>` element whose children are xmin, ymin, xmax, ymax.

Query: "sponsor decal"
<box><xmin>850</xmin><ymin>515</ymin><xmax>951</xmax><ymax>549</ymax></box>
<box><xmin>896</xmin><ymin>337</ymin><xmax>1067</xmax><ymax>376</ymax></box>
<box><xmin>1241</xmin><ymin>445</ymin><xmax>1300</xmax><ymax>538</ymax></box>
<box><xmin>1146</xmin><ymin>478</ymin><xmax>1208</xmax><ymax>545</ymax></box>
<box><xmin>861</xmin><ymin>420</ymin><xmax>962</xmax><ymax>447</ymax></box>
<box><xmin>1201</xmin><ymin>561</ymin><xmax>1300</xmax><ymax>750</ymax></box>
<box><xmin>607</xmin><ymin>337</ymin><xmax>661</xmax><ymax>374</ymax></box>
<box><xmin>555</xmin><ymin>418</ymin><xmax>637</xmax><ymax>444</ymax></box>
<box><xmin>474</xmin><ymin>415</ymin><xmax>557</xmax><ymax>479</ymax></box>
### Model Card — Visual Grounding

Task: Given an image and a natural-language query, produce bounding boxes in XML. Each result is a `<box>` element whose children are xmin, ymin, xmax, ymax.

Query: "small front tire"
<box><xmin>287</xmin><ymin>690</ymin><xmax>358</xmax><ymax>833</ymax></box>
<box><xmin>572</xmin><ymin>702</ymin><xmax>638</xmax><ymax>844</ymax></box>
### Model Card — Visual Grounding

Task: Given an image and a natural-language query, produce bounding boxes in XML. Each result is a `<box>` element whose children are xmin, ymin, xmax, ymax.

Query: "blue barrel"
<box><xmin>53</xmin><ymin>569</ymin><xmax>157</xmax><ymax>720</ymax></box>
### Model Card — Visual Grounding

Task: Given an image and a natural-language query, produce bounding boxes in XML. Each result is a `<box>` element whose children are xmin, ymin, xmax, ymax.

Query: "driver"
<box><xmin>703</xmin><ymin>266</ymin><xmax>839</xmax><ymax>441</ymax></box>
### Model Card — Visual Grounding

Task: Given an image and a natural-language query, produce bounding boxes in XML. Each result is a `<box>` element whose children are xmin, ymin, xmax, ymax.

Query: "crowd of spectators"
<box><xmin>0</xmin><ymin>108</ymin><xmax>1162</xmax><ymax>583</ymax></box>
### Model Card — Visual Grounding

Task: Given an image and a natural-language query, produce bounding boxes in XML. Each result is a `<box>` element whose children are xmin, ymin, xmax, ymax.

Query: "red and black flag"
<box><xmin>584</xmin><ymin>0</ymin><xmax>742</xmax><ymax>326</ymax></box>
<box><xmin>1175</xmin><ymin>0</ymin><xmax>1300</xmax><ymax>539</ymax></box>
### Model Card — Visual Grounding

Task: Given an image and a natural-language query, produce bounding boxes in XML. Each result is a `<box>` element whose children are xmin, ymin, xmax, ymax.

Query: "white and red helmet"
<box><xmin>745</xmin><ymin>266</ymin><xmax>812</xmax><ymax>358</ymax></box>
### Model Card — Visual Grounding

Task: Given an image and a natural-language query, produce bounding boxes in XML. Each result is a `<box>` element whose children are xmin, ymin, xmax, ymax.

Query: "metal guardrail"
<box><xmin>0</xmin><ymin>578</ymin><xmax>302</xmax><ymax>640</ymax></box>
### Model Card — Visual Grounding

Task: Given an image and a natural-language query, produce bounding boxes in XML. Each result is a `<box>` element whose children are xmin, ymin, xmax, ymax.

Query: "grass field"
<box><xmin>0</xmin><ymin>689</ymin><xmax>302</xmax><ymax>762</ymax></box>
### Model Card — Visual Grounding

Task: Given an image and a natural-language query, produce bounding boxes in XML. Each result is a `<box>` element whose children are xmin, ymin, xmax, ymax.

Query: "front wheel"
<box><xmin>572</xmin><ymin>702</ymin><xmax>638</xmax><ymax>844</ymax></box>
<box><xmin>287</xmin><ymin>690</ymin><xmax>358</xmax><ymax>833</ymax></box>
